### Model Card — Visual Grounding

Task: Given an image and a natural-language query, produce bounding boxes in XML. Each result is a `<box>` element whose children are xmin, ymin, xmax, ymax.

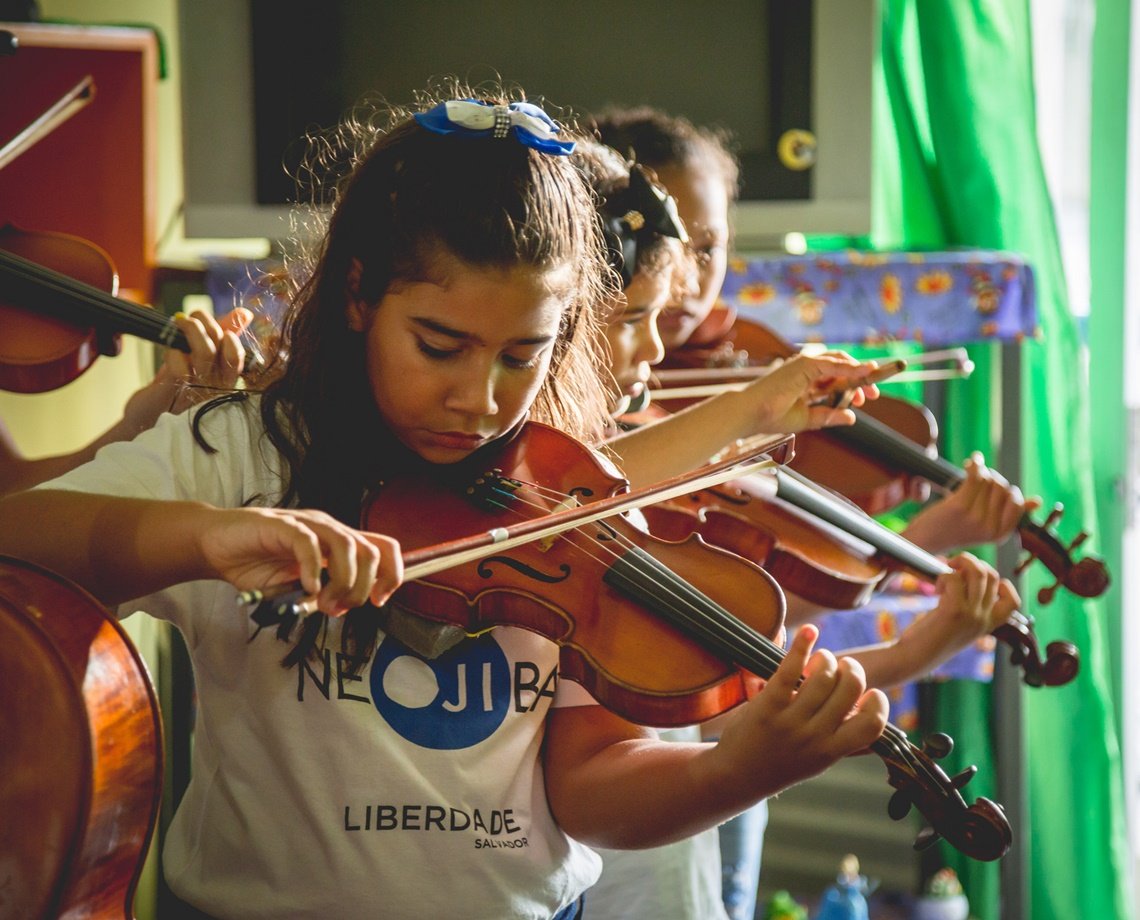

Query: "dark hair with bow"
<box><xmin>196</xmin><ymin>81</ymin><xmax>612</xmax><ymax>668</ymax></box>
<box><xmin>575</xmin><ymin>139</ymin><xmax>690</xmax><ymax>290</ymax></box>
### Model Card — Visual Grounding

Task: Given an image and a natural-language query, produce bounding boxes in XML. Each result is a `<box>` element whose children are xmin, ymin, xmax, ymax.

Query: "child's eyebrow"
<box><xmin>412</xmin><ymin>316</ymin><xmax>555</xmax><ymax>347</ymax></box>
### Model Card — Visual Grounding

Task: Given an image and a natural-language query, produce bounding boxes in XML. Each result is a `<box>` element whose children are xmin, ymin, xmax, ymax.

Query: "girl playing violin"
<box><xmin>0</xmin><ymin>87</ymin><xmax>890</xmax><ymax>920</ymax></box>
<box><xmin>0</xmin><ymin>306</ymin><xmax>251</xmax><ymax>495</ymax></box>
<box><xmin>577</xmin><ymin>136</ymin><xmax>1021</xmax><ymax>920</ymax></box>
<box><xmin>593</xmin><ymin>106</ymin><xmax>1034</xmax><ymax>920</ymax></box>
<box><xmin>592</xmin><ymin>106</ymin><xmax>1040</xmax><ymax>557</ymax></box>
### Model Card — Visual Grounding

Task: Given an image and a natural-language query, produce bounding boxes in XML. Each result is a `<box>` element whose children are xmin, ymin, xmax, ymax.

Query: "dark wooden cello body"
<box><xmin>0</xmin><ymin>556</ymin><xmax>162</xmax><ymax>920</ymax></box>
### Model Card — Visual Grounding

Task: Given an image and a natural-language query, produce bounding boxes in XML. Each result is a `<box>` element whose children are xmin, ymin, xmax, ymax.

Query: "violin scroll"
<box><xmin>991</xmin><ymin>612</ymin><xmax>1079</xmax><ymax>688</ymax></box>
<box><xmin>875</xmin><ymin>725</ymin><xmax>1012</xmax><ymax>862</ymax></box>
<box><xmin>1013</xmin><ymin>503</ymin><xmax>1110</xmax><ymax>604</ymax></box>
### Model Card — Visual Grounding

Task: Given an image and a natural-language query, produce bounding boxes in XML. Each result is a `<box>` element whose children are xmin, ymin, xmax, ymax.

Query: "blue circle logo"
<box><xmin>369</xmin><ymin>633</ymin><xmax>511</xmax><ymax>749</ymax></box>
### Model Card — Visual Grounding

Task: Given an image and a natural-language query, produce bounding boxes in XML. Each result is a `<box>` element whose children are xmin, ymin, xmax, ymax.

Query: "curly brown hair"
<box><xmin>252</xmin><ymin>82</ymin><xmax>612</xmax><ymax>522</ymax></box>
<box><xmin>200</xmin><ymin>82</ymin><xmax>613</xmax><ymax>667</ymax></box>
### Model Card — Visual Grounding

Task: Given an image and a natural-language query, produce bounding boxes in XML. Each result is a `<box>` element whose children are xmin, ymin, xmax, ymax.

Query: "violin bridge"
<box><xmin>538</xmin><ymin>496</ymin><xmax>582</xmax><ymax>551</ymax></box>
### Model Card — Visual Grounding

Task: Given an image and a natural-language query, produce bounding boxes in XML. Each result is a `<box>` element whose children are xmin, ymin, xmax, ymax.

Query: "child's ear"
<box><xmin>345</xmin><ymin>258</ymin><xmax>368</xmax><ymax>331</ymax></box>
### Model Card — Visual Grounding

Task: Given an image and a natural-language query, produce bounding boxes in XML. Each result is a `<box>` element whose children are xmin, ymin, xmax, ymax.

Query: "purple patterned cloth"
<box><xmin>720</xmin><ymin>250</ymin><xmax>1038</xmax><ymax>347</ymax></box>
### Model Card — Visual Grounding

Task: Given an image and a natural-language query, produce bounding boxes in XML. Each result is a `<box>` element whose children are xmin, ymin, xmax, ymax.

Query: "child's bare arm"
<box><xmin>541</xmin><ymin>625</ymin><xmax>887</xmax><ymax>849</ymax></box>
<box><xmin>606</xmin><ymin>354</ymin><xmax>884</xmax><ymax>487</ymax></box>
<box><xmin>0</xmin><ymin>488</ymin><xmax>401</xmax><ymax>614</ymax></box>
<box><xmin>839</xmin><ymin>554</ymin><xmax>1020</xmax><ymax>689</ymax></box>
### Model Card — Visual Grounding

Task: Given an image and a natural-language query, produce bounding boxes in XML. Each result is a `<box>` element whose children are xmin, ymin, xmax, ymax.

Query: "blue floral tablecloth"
<box><xmin>721</xmin><ymin>249</ymin><xmax>1038</xmax><ymax>347</ymax></box>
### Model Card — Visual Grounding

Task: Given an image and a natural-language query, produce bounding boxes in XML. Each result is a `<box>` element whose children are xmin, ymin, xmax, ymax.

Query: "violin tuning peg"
<box><xmin>949</xmin><ymin>766</ymin><xmax>978</xmax><ymax>790</ymax></box>
<box><xmin>887</xmin><ymin>790</ymin><xmax>913</xmax><ymax>821</ymax></box>
<box><xmin>1066</xmin><ymin>531</ymin><xmax>1089</xmax><ymax>553</ymax></box>
<box><xmin>1043</xmin><ymin>503</ymin><xmax>1064</xmax><ymax>528</ymax></box>
<box><xmin>1013</xmin><ymin>553</ymin><xmax>1035</xmax><ymax>576</ymax></box>
<box><xmin>922</xmin><ymin>732</ymin><xmax>954</xmax><ymax>759</ymax></box>
<box><xmin>913</xmin><ymin>826</ymin><xmax>942</xmax><ymax>851</ymax></box>
<box><xmin>1037</xmin><ymin>580</ymin><xmax>1060</xmax><ymax>606</ymax></box>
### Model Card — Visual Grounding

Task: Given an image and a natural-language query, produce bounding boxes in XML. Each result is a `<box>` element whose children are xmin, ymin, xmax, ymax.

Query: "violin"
<box><xmin>649</xmin><ymin>466</ymin><xmax>1079</xmax><ymax>689</ymax></box>
<box><xmin>0</xmin><ymin>555</ymin><xmax>162</xmax><ymax>919</ymax></box>
<box><xmin>344</xmin><ymin>422</ymin><xmax>1012</xmax><ymax>861</ymax></box>
<box><xmin>0</xmin><ymin>224</ymin><xmax>190</xmax><ymax>394</ymax></box>
<box><xmin>655</xmin><ymin>311</ymin><xmax>1110</xmax><ymax>605</ymax></box>
<box><xmin>790</xmin><ymin>398</ymin><xmax>1111</xmax><ymax>604</ymax></box>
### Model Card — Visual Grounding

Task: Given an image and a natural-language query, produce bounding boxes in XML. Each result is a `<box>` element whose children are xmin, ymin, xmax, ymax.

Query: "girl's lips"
<box><xmin>422</xmin><ymin>431</ymin><xmax>488</xmax><ymax>450</ymax></box>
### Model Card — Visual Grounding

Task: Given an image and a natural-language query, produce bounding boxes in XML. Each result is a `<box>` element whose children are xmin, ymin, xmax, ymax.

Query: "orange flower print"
<box><xmin>728</xmin><ymin>257</ymin><xmax>748</xmax><ymax>274</ymax></box>
<box><xmin>737</xmin><ymin>282</ymin><xmax>776</xmax><ymax>306</ymax></box>
<box><xmin>880</xmin><ymin>273</ymin><xmax>902</xmax><ymax>313</ymax></box>
<box><xmin>980</xmin><ymin>320</ymin><xmax>999</xmax><ymax>337</ymax></box>
<box><xmin>877</xmin><ymin>611</ymin><xmax>899</xmax><ymax>642</ymax></box>
<box><xmin>916</xmin><ymin>270</ymin><xmax>953</xmax><ymax>295</ymax></box>
<box><xmin>824</xmin><ymin>278</ymin><xmax>839</xmax><ymax>293</ymax></box>
<box><xmin>793</xmin><ymin>292</ymin><xmax>826</xmax><ymax>325</ymax></box>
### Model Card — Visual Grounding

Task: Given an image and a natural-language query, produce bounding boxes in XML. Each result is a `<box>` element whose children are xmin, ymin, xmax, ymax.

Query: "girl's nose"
<box><xmin>446</xmin><ymin>366</ymin><xmax>499</xmax><ymax>417</ymax></box>
<box><xmin>636</xmin><ymin>317</ymin><xmax>665</xmax><ymax>368</ymax></box>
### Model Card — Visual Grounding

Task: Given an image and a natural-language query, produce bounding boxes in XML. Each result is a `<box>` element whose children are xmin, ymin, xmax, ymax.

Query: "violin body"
<box><xmin>0</xmin><ymin>556</ymin><xmax>162</xmax><ymax>920</ymax></box>
<box><xmin>0</xmin><ymin>224</ymin><xmax>188</xmax><ymax>395</ymax></box>
<box><xmin>0</xmin><ymin>226</ymin><xmax>120</xmax><ymax>393</ymax></box>
<box><xmin>642</xmin><ymin>480</ymin><xmax>885</xmax><ymax>611</ymax></box>
<box><xmin>364</xmin><ymin>423</ymin><xmax>785</xmax><ymax>727</ymax></box>
<box><xmin>791</xmin><ymin>397</ymin><xmax>939</xmax><ymax>511</ymax></box>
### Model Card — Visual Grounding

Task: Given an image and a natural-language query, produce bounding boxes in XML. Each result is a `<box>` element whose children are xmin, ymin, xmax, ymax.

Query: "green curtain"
<box><xmin>873</xmin><ymin>2</ymin><xmax>1132</xmax><ymax>919</ymax></box>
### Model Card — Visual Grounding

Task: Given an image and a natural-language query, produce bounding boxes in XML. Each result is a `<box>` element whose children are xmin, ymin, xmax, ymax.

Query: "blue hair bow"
<box><xmin>414</xmin><ymin>99</ymin><xmax>576</xmax><ymax>156</ymax></box>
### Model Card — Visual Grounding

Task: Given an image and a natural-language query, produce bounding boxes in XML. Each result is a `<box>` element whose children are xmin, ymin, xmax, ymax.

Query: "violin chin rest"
<box><xmin>382</xmin><ymin>604</ymin><xmax>469</xmax><ymax>659</ymax></box>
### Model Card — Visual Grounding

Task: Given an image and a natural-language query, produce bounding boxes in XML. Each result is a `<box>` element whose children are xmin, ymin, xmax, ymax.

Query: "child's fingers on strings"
<box><xmin>762</xmin><ymin>624</ymin><xmax>819</xmax><ymax>702</ymax></box>
<box><xmin>992</xmin><ymin>578</ymin><xmax>1022</xmax><ymax>626</ymax></box>
<box><xmin>837</xmin><ymin>688</ymin><xmax>890</xmax><ymax>753</ymax></box>
<box><xmin>802</xmin><ymin>651</ymin><xmax>868</xmax><ymax>727</ymax></box>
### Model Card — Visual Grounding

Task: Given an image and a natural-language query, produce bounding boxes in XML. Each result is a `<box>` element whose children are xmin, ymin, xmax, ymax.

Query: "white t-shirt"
<box><xmin>41</xmin><ymin>401</ymin><xmax>601</xmax><ymax>919</ymax></box>
<box><xmin>586</xmin><ymin>727</ymin><xmax>730</xmax><ymax>920</ymax></box>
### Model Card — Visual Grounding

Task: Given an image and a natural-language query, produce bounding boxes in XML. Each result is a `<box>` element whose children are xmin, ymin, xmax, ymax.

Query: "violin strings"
<box><xmin>1</xmin><ymin>250</ymin><xmax>180</xmax><ymax>346</ymax></box>
<box><xmin>488</xmin><ymin>480</ymin><xmax>788</xmax><ymax>677</ymax></box>
<box><xmin>495</xmin><ymin>476</ymin><xmax>950</xmax><ymax>789</ymax></box>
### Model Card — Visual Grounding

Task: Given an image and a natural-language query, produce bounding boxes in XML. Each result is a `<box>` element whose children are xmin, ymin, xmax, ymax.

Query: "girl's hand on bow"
<box><xmin>198</xmin><ymin>506</ymin><xmax>403</xmax><ymax>616</ymax></box>
<box><xmin>737</xmin><ymin>353</ymin><xmax>883</xmax><ymax>435</ymax></box>
<box><xmin>712</xmin><ymin>625</ymin><xmax>888</xmax><ymax>797</ymax></box>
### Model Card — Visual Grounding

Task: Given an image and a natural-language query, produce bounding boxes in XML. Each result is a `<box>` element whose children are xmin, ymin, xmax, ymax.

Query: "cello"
<box><xmin>0</xmin><ymin>556</ymin><xmax>163</xmax><ymax>920</ymax></box>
